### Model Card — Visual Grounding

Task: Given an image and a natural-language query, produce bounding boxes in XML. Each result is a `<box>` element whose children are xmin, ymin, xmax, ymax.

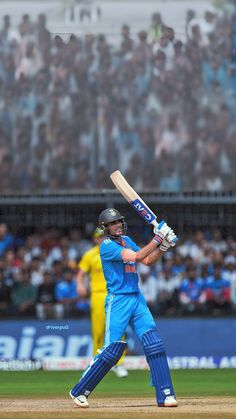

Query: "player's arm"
<box><xmin>140</xmin><ymin>236</ymin><xmax>174</xmax><ymax>265</ymax></box>
<box><xmin>122</xmin><ymin>241</ymin><xmax>165</xmax><ymax>265</ymax></box>
<box><xmin>76</xmin><ymin>251</ymin><xmax>91</xmax><ymax>298</ymax></box>
<box><xmin>140</xmin><ymin>247</ymin><xmax>165</xmax><ymax>265</ymax></box>
<box><xmin>76</xmin><ymin>269</ymin><xmax>88</xmax><ymax>298</ymax></box>
<box><xmin>122</xmin><ymin>223</ymin><xmax>176</xmax><ymax>266</ymax></box>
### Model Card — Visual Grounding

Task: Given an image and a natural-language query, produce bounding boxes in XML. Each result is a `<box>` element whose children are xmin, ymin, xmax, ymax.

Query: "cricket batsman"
<box><xmin>76</xmin><ymin>227</ymin><xmax>128</xmax><ymax>378</ymax></box>
<box><xmin>70</xmin><ymin>209</ymin><xmax>178</xmax><ymax>408</ymax></box>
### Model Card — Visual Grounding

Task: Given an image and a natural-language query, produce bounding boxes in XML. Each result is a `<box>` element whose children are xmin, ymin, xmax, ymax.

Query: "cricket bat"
<box><xmin>110</xmin><ymin>170</ymin><xmax>159</xmax><ymax>228</ymax></box>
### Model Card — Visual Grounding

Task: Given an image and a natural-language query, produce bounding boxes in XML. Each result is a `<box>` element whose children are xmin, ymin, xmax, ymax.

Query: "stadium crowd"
<box><xmin>0</xmin><ymin>8</ymin><xmax>235</xmax><ymax>192</ymax></box>
<box><xmin>0</xmin><ymin>223</ymin><xmax>235</xmax><ymax>319</ymax></box>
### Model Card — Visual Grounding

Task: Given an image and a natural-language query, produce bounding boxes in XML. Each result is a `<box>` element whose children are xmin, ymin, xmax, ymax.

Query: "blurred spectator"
<box><xmin>0</xmin><ymin>224</ymin><xmax>14</xmax><ymax>256</ymax></box>
<box><xmin>30</xmin><ymin>255</ymin><xmax>44</xmax><ymax>286</ymax></box>
<box><xmin>179</xmin><ymin>266</ymin><xmax>207</xmax><ymax>314</ymax></box>
<box><xmin>18</xmin><ymin>13</ymin><xmax>35</xmax><ymax>38</ymax></box>
<box><xmin>138</xmin><ymin>264</ymin><xmax>158</xmax><ymax>315</ymax></box>
<box><xmin>205</xmin><ymin>264</ymin><xmax>231</xmax><ymax>313</ymax></box>
<box><xmin>133</xmin><ymin>30</ymin><xmax>152</xmax><ymax>64</ymax></box>
<box><xmin>23</xmin><ymin>233</ymin><xmax>41</xmax><ymax>263</ymax></box>
<box><xmin>187</xmin><ymin>10</ymin><xmax>217</xmax><ymax>46</ymax></box>
<box><xmin>36</xmin><ymin>270</ymin><xmax>61</xmax><ymax>319</ymax></box>
<box><xmin>14</xmin><ymin>246</ymin><xmax>27</xmax><ymax>268</ymax></box>
<box><xmin>120</xmin><ymin>24</ymin><xmax>133</xmax><ymax>53</ymax></box>
<box><xmin>55</xmin><ymin>266</ymin><xmax>89</xmax><ymax>317</ymax></box>
<box><xmin>224</xmin><ymin>255</ymin><xmax>236</xmax><ymax>281</ymax></box>
<box><xmin>10</xmin><ymin>267</ymin><xmax>37</xmax><ymax>316</ymax></box>
<box><xmin>224</xmin><ymin>256</ymin><xmax>236</xmax><ymax>311</ymax></box>
<box><xmin>177</xmin><ymin>230</ymin><xmax>209</xmax><ymax>263</ymax></box>
<box><xmin>67</xmin><ymin>229</ymin><xmax>93</xmax><ymax>260</ymax></box>
<box><xmin>148</xmin><ymin>12</ymin><xmax>165</xmax><ymax>43</ymax></box>
<box><xmin>0</xmin><ymin>14</ymin><xmax>20</xmax><ymax>44</ymax></box>
<box><xmin>36</xmin><ymin>13</ymin><xmax>51</xmax><ymax>58</ymax></box>
<box><xmin>171</xmin><ymin>254</ymin><xmax>185</xmax><ymax>276</ymax></box>
<box><xmin>156</xmin><ymin>266</ymin><xmax>180</xmax><ymax>315</ymax></box>
<box><xmin>209</xmin><ymin>229</ymin><xmax>227</xmax><ymax>253</ymax></box>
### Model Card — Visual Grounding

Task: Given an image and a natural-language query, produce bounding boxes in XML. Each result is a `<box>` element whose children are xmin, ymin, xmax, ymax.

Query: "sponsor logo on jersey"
<box><xmin>124</xmin><ymin>260</ymin><xmax>137</xmax><ymax>273</ymax></box>
<box><xmin>125</xmin><ymin>264</ymin><xmax>137</xmax><ymax>273</ymax></box>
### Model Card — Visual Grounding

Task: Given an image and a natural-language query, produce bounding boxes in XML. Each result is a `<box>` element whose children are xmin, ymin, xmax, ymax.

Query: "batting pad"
<box><xmin>71</xmin><ymin>341</ymin><xmax>127</xmax><ymax>397</ymax></box>
<box><xmin>141</xmin><ymin>328</ymin><xmax>175</xmax><ymax>405</ymax></box>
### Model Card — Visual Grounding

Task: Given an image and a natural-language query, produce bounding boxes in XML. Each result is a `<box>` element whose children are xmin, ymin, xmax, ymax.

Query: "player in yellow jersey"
<box><xmin>77</xmin><ymin>227</ymin><xmax>128</xmax><ymax>378</ymax></box>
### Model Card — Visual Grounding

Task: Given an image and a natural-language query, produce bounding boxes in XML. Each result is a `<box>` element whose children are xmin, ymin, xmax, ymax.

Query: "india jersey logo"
<box><xmin>109</xmin><ymin>209</ymin><xmax>117</xmax><ymax>217</ymax></box>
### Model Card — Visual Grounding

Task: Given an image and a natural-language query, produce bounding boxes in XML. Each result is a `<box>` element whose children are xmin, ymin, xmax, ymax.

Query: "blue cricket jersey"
<box><xmin>100</xmin><ymin>235</ymin><xmax>140</xmax><ymax>294</ymax></box>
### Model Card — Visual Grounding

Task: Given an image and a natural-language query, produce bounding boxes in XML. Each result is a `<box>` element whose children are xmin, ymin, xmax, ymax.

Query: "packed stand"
<box><xmin>0</xmin><ymin>223</ymin><xmax>235</xmax><ymax>319</ymax></box>
<box><xmin>0</xmin><ymin>8</ymin><xmax>235</xmax><ymax>193</ymax></box>
<box><xmin>138</xmin><ymin>229</ymin><xmax>236</xmax><ymax>316</ymax></box>
<box><xmin>0</xmin><ymin>223</ymin><xmax>91</xmax><ymax>319</ymax></box>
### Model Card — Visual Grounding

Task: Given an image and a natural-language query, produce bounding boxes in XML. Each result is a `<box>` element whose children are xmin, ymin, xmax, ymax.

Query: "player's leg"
<box><xmin>70</xmin><ymin>341</ymin><xmax>127</xmax><ymax>407</ymax></box>
<box><xmin>91</xmin><ymin>292</ymin><xmax>106</xmax><ymax>355</ymax></box>
<box><xmin>142</xmin><ymin>328</ymin><xmax>177</xmax><ymax>407</ymax></box>
<box><xmin>104</xmin><ymin>294</ymin><xmax>132</xmax><ymax>378</ymax></box>
<box><xmin>106</xmin><ymin>294</ymin><xmax>129</xmax><ymax>376</ymax></box>
<box><xmin>69</xmin><ymin>294</ymin><xmax>132</xmax><ymax>407</ymax></box>
<box><xmin>104</xmin><ymin>293</ymin><xmax>135</xmax><ymax>345</ymax></box>
<box><xmin>112</xmin><ymin>333</ymin><xmax>128</xmax><ymax>378</ymax></box>
<box><xmin>92</xmin><ymin>292</ymin><xmax>128</xmax><ymax>378</ymax></box>
<box><xmin>131</xmin><ymin>293</ymin><xmax>177</xmax><ymax>407</ymax></box>
<box><xmin>111</xmin><ymin>327</ymin><xmax>128</xmax><ymax>377</ymax></box>
<box><xmin>91</xmin><ymin>292</ymin><xmax>128</xmax><ymax>379</ymax></box>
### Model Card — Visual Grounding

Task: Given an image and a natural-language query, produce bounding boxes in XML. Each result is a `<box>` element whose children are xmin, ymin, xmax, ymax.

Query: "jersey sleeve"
<box><xmin>100</xmin><ymin>238</ymin><xmax>123</xmax><ymax>261</ymax></box>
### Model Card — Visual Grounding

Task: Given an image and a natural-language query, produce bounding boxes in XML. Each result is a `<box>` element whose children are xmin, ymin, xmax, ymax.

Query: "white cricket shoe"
<box><xmin>162</xmin><ymin>395</ymin><xmax>178</xmax><ymax>407</ymax></box>
<box><xmin>69</xmin><ymin>390</ymin><xmax>89</xmax><ymax>408</ymax></box>
<box><xmin>112</xmin><ymin>365</ymin><xmax>129</xmax><ymax>378</ymax></box>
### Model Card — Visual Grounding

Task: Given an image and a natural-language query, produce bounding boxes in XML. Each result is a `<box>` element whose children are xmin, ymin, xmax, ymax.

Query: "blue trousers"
<box><xmin>104</xmin><ymin>292</ymin><xmax>156</xmax><ymax>346</ymax></box>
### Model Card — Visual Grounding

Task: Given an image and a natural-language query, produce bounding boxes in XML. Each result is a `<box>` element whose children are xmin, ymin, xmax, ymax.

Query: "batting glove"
<box><xmin>159</xmin><ymin>238</ymin><xmax>171</xmax><ymax>252</ymax></box>
<box><xmin>166</xmin><ymin>229</ymin><xmax>178</xmax><ymax>247</ymax></box>
<box><xmin>153</xmin><ymin>221</ymin><xmax>171</xmax><ymax>245</ymax></box>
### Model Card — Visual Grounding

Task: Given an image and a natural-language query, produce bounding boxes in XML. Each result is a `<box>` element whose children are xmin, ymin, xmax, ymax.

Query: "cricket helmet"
<box><xmin>98</xmin><ymin>208</ymin><xmax>127</xmax><ymax>235</ymax></box>
<box><xmin>93</xmin><ymin>226</ymin><xmax>104</xmax><ymax>239</ymax></box>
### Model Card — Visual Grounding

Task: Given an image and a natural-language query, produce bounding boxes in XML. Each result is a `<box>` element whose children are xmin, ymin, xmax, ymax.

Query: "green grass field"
<box><xmin>0</xmin><ymin>369</ymin><xmax>236</xmax><ymax>398</ymax></box>
<box><xmin>0</xmin><ymin>369</ymin><xmax>236</xmax><ymax>419</ymax></box>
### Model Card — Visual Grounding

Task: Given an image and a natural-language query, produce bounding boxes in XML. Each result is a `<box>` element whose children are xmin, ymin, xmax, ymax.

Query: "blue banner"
<box><xmin>0</xmin><ymin>318</ymin><xmax>236</xmax><ymax>359</ymax></box>
<box><xmin>0</xmin><ymin>319</ymin><xmax>92</xmax><ymax>359</ymax></box>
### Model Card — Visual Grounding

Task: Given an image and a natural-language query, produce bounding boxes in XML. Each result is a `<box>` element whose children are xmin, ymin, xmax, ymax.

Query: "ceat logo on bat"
<box><xmin>131</xmin><ymin>199</ymin><xmax>155</xmax><ymax>223</ymax></box>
